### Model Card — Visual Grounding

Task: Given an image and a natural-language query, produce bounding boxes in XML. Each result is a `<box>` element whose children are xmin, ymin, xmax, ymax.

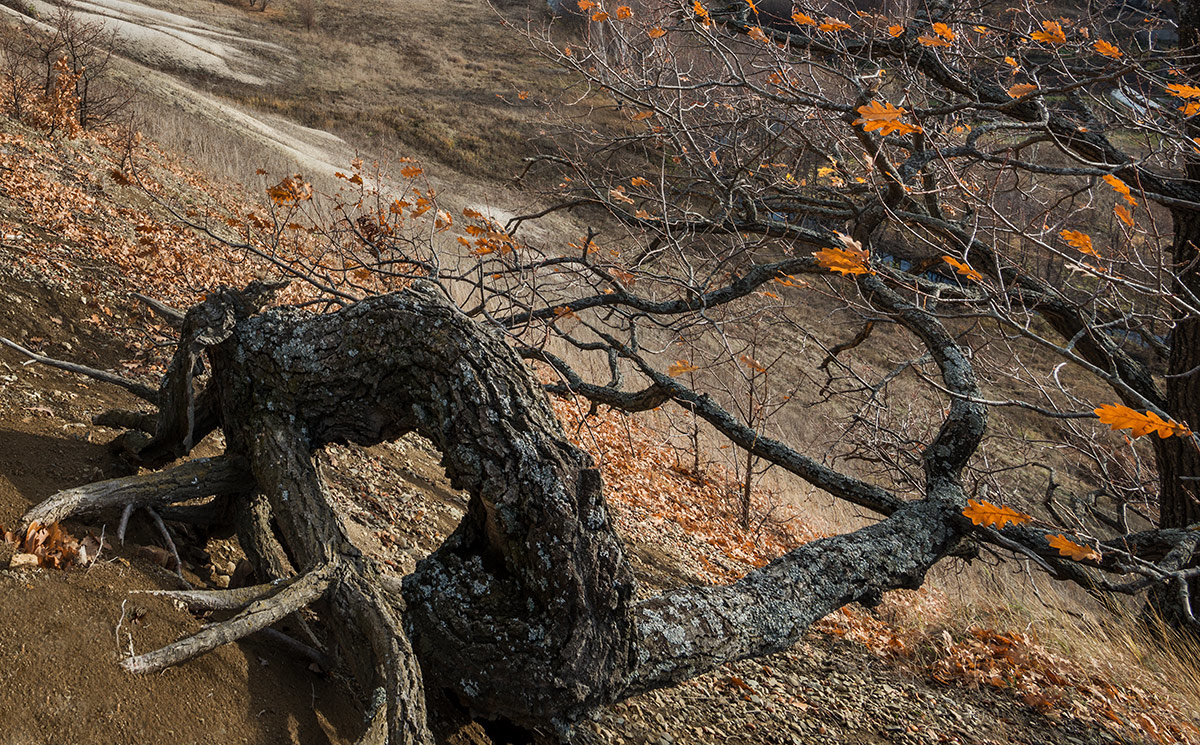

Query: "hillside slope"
<box><xmin>0</xmin><ymin>0</ymin><xmax>1197</xmax><ymax>743</ymax></box>
<box><xmin>0</xmin><ymin>112</ymin><xmax>1190</xmax><ymax>744</ymax></box>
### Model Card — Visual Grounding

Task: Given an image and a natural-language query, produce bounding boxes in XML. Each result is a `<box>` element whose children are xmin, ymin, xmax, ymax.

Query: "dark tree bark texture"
<box><xmin>1159</xmin><ymin>209</ymin><xmax>1200</xmax><ymax>530</ymax></box>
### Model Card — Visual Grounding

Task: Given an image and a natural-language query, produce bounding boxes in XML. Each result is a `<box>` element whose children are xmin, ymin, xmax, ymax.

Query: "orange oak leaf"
<box><xmin>931</xmin><ymin>22</ymin><xmax>955</xmax><ymax>40</ymax></box>
<box><xmin>615</xmin><ymin>5</ymin><xmax>632</xmax><ymax>19</ymax></box>
<box><xmin>648</xmin><ymin>26</ymin><xmax>667</xmax><ymax>38</ymax></box>
<box><xmin>815</xmin><ymin>247</ymin><xmax>871</xmax><ymax>275</ymax></box>
<box><xmin>816</xmin><ymin>234</ymin><xmax>871</xmax><ymax>276</ymax></box>
<box><xmin>1114</xmin><ymin>204</ymin><xmax>1134</xmax><ymax>227</ymax></box>
<box><xmin>886</xmin><ymin>24</ymin><xmax>904</xmax><ymax>37</ymax></box>
<box><xmin>1007</xmin><ymin>83</ymin><xmax>1038</xmax><ymax>98</ymax></box>
<box><xmin>942</xmin><ymin>255</ymin><xmax>982</xmax><ymax>282</ymax></box>
<box><xmin>1048</xmin><ymin>534</ymin><xmax>1102</xmax><ymax>562</ymax></box>
<box><xmin>819</xmin><ymin>17</ymin><xmax>851</xmax><ymax>32</ymax></box>
<box><xmin>853</xmin><ymin>100</ymin><xmax>921</xmax><ymax>136</ymax></box>
<box><xmin>917</xmin><ymin>22</ymin><xmax>955</xmax><ymax>47</ymax></box>
<box><xmin>740</xmin><ymin>354</ymin><xmax>766</xmax><ymax>373</ymax></box>
<box><xmin>1094</xmin><ymin>404</ymin><xmax>1192</xmax><ymax>438</ymax></box>
<box><xmin>667</xmin><ymin>359</ymin><xmax>700</xmax><ymax>376</ymax></box>
<box><xmin>1167</xmin><ymin>83</ymin><xmax>1200</xmax><ymax>99</ymax></box>
<box><xmin>609</xmin><ymin>187</ymin><xmax>635</xmax><ymax>205</ymax></box>
<box><xmin>1094</xmin><ymin>39</ymin><xmax>1122</xmax><ymax>58</ymax></box>
<box><xmin>1060</xmin><ymin>229</ymin><xmax>1100</xmax><ymax>257</ymax></box>
<box><xmin>963</xmin><ymin>499</ymin><xmax>1033</xmax><ymax>529</ymax></box>
<box><xmin>791</xmin><ymin>11</ymin><xmax>816</xmax><ymax>26</ymax></box>
<box><xmin>1030</xmin><ymin>20</ymin><xmax>1066</xmax><ymax>44</ymax></box>
<box><xmin>1103</xmin><ymin>174</ymin><xmax>1137</xmax><ymax>205</ymax></box>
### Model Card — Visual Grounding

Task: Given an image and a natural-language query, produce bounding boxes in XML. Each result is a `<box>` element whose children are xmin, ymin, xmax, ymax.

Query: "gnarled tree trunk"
<box><xmin>21</xmin><ymin>282</ymin><xmax>972</xmax><ymax>742</ymax></box>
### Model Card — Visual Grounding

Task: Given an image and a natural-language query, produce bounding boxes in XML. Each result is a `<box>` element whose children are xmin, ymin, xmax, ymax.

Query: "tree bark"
<box><xmin>1158</xmin><ymin>209</ymin><xmax>1200</xmax><ymax>530</ymax></box>
<box><xmin>206</xmin><ymin>282</ymin><xmax>637</xmax><ymax>733</ymax></box>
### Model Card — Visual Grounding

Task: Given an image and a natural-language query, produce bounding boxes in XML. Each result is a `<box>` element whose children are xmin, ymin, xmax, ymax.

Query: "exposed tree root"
<box><xmin>256</xmin><ymin>627</ymin><xmax>330</xmax><ymax>668</ymax></box>
<box><xmin>145</xmin><ymin>506</ymin><xmax>190</xmax><ymax>588</ymax></box>
<box><xmin>134</xmin><ymin>577</ymin><xmax>296</xmax><ymax>612</ymax></box>
<box><xmin>93</xmin><ymin>408</ymin><xmax>159</xmax><ymax>433</ymax></box>
<box><xmin>22</xmin><ymin>456</ymin><xmax>251</xmax><ymax>526</ymax></box>
<box><xmin>122</xmin><ymin>561</ymin><xmax>335</xmax><ymax>675</ymax></box>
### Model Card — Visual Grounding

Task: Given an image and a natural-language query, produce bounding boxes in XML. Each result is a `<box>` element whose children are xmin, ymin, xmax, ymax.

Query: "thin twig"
<box><xmin>117</xmin><ymin>503</ymin><xmax>134</xmax><ymax>544</ymax></box>
<box><xmin>0</xmin><ymin>336</ymin><xmax>157</xmax><ymax>402</ymax></box>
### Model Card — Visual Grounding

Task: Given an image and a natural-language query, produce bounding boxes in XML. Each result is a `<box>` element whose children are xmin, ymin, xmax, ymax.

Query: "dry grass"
<box><xmin>928</xmin><ymin>560</ymin><xmax>1200</xmax><ymax>726</ymax></box>
<box><xmin>126</xmin><ymin>99</ymin><xmax>302</xmax><ymax>187</ymax></box>
<box><xmin>139</xmin><ymin>0</ymin><xmax>577</xmax><ymax>179</ymax></box>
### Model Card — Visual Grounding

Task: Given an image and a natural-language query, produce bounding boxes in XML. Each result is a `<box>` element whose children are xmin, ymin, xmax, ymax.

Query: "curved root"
<box><xmin>122</xmin><ymin>561</ymin><xmax>335</xmax><ymax>675</ymax></box>
<box><xmin>23</xmin><ymin>456</ymin><xmax>251</xmax><ymax>526</ymax></box>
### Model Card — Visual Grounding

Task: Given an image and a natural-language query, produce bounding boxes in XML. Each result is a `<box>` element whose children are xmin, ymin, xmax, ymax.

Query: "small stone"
<box><xmin>9</xmin><ymin>553</ymin><xmax>39</xmax><ymax>569</ymax></box>
<box><xmin>213</xmin><ymin>573</ymin><xmax>231</xmax><ymax>589</ymax></box>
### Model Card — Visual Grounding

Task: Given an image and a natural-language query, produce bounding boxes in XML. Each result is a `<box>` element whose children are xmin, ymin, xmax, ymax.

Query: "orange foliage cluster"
<box><xmin>0</xmin><ymin>57</ymin><xmax>82</xmax><ymax>138</ymax></box>
<box><xmin>0</xmin><ymin>127</ymin><xmax>265</xmax><ymax>314</ymax></box>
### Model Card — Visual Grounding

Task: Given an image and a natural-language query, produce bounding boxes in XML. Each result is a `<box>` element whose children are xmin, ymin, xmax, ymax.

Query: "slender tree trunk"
<box><xmin>1147</xmin><ymin>208</ymin><xmax>1200</xmax><ymax>628</ymax></box>
<box><xmin>1158</xmin><ymin>209</ymin><xmax>1200</xmax><ymax>530</ymax></box>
